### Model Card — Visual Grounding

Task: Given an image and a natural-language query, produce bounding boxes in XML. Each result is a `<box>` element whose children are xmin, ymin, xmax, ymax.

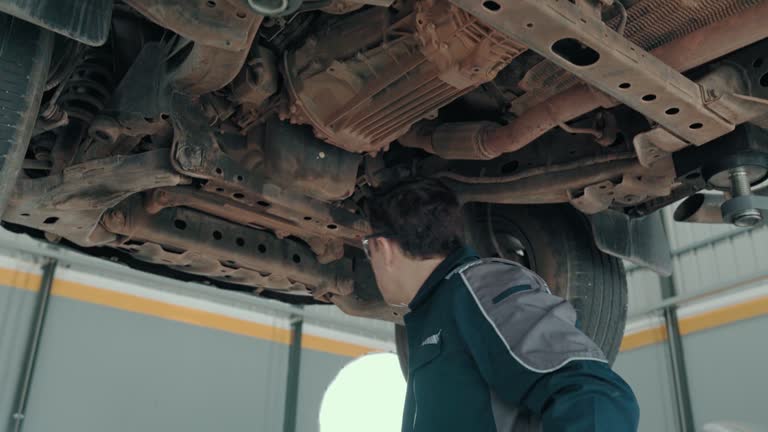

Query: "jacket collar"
<box><xmin>408</xmin><ymin>246</ymin><xmax>480</xmax><ymax>311</ymax></box>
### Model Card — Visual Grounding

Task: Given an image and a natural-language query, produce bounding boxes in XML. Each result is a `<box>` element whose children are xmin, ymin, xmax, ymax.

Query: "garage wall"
<box><xmin>683</xmin><ymin>315</ymin><xmax>768</xmax><ymax>429</ymax></box>
<box><xmin>21</xmin><ymin>295</ymin><xmax>291</xmax><ymax>432</ymax></box>
<box><xmin>0</xmin><ymin>254</ymin><xmax>43</xmax><ymax>431</ymax></box>
<box><xmin>296</xmin><ymin>350</ymin><xmax>350</xmax><ymax>432</ymax></box>
<box><xmin>0</xmin><ymin>238</ymin><xmax>392</xmax><ymax>432</ymax></box>
<box><xmin>4</xmin><ymin>213</ymin><xmax>767</xmax><ymax>432</ymax></box>
<box><xmin>617</xmin><ymin>283</ymin><xmax>768</xmax><ymax>432</ymax></box>
<box><xmin>613</xmin><ymin>332</ymin><xmax>678</xmax><ymax>432</ymax></box>
<box><xmin>616</xmin><ymin>211</ymin><xmax>768</xmax><ymax>432</ymax></box>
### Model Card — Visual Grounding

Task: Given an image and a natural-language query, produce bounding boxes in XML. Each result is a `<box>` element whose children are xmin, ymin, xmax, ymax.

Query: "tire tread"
<box><xmin>0</xmin><ymin>14</ymin><xmax>53</xmax><ymax>216</ymax></box>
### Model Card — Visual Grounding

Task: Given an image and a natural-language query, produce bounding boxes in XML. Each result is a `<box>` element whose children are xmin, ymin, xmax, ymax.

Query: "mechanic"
<box><xmin>363</xmin><ymin>178</ymin><xmax>639</xmax><ymax>432</ymax></box>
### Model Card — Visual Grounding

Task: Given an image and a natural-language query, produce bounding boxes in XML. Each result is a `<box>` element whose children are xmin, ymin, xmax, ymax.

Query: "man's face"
<box><xmin>364</xmin><ymin>236</ymin><xmax>403</xmax><ymax>306</ymax></box>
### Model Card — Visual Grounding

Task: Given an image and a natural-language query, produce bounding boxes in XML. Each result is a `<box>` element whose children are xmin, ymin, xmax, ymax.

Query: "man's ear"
<box><xmin>376</xmin><ymin>237</ymin><xmax>399</xmax><ymax>269</ymax></box>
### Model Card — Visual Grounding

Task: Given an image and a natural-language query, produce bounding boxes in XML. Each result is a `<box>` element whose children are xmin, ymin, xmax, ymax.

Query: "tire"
<box><xmin>466</xmin><ymin>203</ymin><xmax>627</xmax><ymax>363</ymax></box>
<box><xmin>394</xmin><ymin>203</ymin><xmax>627</xmax><ymax>377</ymax></box>
<box><xmin>0</xmin><ymin>15</ymin><xmax>54</xmax><ymax>216</ymax></box>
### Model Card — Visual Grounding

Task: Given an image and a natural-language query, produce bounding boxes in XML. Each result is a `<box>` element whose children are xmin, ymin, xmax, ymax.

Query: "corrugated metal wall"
<box><xmin>664</xmin><ymin>210</ymin><xmax>768</xmax><ymax>299</ymax></box>
<box><xmin>0</xmin><ymin>252</ymin><xmax>43</xmax><ymax>431</ymax></box>
<box><xmin>683</xmin><ymin>315</ymin><xmax>768</xmax><ymax>428</ymax></box>
<box><xmin>295</xmin><ymin>306</ymin><xmax>395</xmax><ymax>431</ymax></box>
<box><xmin>0</xmin><ymin>231</ymin><xmax>393</xmax><ymax>432</ymax></box>
<box><xmin>624</xmin><ymin>210</ymin><xmax>768</xmax><ymax>313</ymax></box>
<box><xmin>22</xmin><ymin>296</ymin><xmax>291</xmax><ymax>432</ymax></box>
<box><xmin>613</xmin><ymin>319</ymin><xmax>678</xmax><ymax>432</ymax></box>
<box><xmin>3</xmin><ymin>206</ymin><xmax>767</xmax><ymax>432</ymax></box>
<box><xmin>626</xmin><ymin>268</ymin><xmax>662</xmax><ymax>315</ymax></box>
<box><xmin>619</xmin><ymin>207</ymin><xmax>768</xmax><ymax>432</ymax></box>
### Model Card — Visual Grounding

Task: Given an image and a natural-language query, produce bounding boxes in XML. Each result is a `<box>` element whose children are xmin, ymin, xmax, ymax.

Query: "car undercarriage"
<box><xmin>2</xmin><ymin>0</ymin><xmax>768</xmax><ymax>326</ymax></box>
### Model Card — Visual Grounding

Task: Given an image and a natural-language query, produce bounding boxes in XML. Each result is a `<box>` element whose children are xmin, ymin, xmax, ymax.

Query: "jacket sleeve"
<box><xmin>452</xmin><ymin>261</ymin><xmax>639</xmax><ymax>432</ymax></box>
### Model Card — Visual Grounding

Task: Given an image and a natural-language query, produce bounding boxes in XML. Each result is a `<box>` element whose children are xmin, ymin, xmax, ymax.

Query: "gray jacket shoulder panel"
<box><xmin>457</xmin><ymin>259</ymin><xmax>607</xmax><ymax>373</ymax></box>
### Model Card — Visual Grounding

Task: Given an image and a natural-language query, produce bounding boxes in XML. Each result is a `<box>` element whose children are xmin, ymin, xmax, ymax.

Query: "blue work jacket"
<box><xmin>401</xmin><ymin>247</ymin><xmax>639</xmax><ymax>432</ymax></box>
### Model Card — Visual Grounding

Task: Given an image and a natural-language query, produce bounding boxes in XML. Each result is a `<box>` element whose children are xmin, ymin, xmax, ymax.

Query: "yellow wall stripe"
<box><xmin>0</xmin><ymin>267</ymin><xmax>41</xmax><ymax>292</ymax></box>
<box><xmin>620</xmin><ymin>295</ymin><xmax>768</xmax><ymax>352</ymax></box>
<box><xmin>3</xmin><ymin>265</ymin><xmax>768</xmax><ymax>357</ymax></box>
<box><xmin>0</xmin><ymin>266</ymin><xmax>377</xmax><ymax>357</ymax></box>
<box><xmin>619</xmin><ymin>325</ymin><xmax>667</xmax><ymax>352</ymax></box>
<box><xmin>50</xmin><ymin>278</ymin><xmax>377</xmax><ymax>357</ymax></box>
<box><xmin>679</xmin><ymin>295</ymin><xmax>768</xmax><ymax>336</ymax></box>
<box><xmin>52</xmin><ymin>278</ymin><xmax>293</xmax><ymax>344</ymax></box>
<box><xmin>302</xmin><ymin>335</ymin><xmax>377</xmax><ymax>358</ymax></box>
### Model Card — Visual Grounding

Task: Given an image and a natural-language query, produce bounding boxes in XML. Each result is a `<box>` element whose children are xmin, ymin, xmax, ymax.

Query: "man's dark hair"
<box><xmin>367</xmin><ymin>177</ymin><xmax>465</xmax><ymax>259</ymax></box>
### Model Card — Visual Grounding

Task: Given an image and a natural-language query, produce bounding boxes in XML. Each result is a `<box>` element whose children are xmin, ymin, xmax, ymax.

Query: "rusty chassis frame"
<box><xmin>102</xmin><ymin>200</ymin><xmax>356</xmax><ymax>296</ymax></box>
<box><xmin>4</xmin><ymin>147</ymin><xmax>394</xmax><ymax>318</ymax></box>
<box><xmin>452</xmin><ymin>0</ymin><xmax>733</xmax><ymax>144</ymax></box>
<box><xmin>3</xmin><ymin>150</ymin><xmax>187</xmax><ymax>246</ymax></box>
<box><xmin>2</xmin><ymin>31</ymin><xmax>390</xmax><ymax>315</ymax></box>
<box><xmin>5</xmin><ymin>0</ymin><xmax>768</xmax><ymax>318</ymax></box>
<box><xmin>402</xmin><ymin>0</ymin><xmax>768</xmax><ymax>160</ymax></box>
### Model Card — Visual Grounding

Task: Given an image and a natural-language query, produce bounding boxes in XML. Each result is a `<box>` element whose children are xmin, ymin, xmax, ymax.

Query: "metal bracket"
<box><xmin>570</xmin><ymin>180</ymin><xmax>615</xmax><ymax>214</ymax></box>
<box><xmin>2</xmin><ymin>150</ymin><xmax>188</xmax><ymax>246</ymax></box>
<box><xmin>103</xmin><ymin>203</ymin><xmax>356</xmax><ymax>296</ymax></box>
<box><xmin>450</xmin><ymin>0</ymin><xmax>735</xmax><ymax>144</ymax></box>
<box><xmin>589</xmin><ymin>209</ymin><xmax>672</xmax><ymax>276</ymax></box>
<box><xmin>721</xmin><ymin>195</ymin><xmax>768</xmax><ymax>226</ymax></box>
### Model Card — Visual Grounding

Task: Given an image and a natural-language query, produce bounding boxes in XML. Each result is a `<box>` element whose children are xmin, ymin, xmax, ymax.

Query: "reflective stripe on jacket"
<box><xmin>401</xmin><ymin>247</ymin><xmax>639</xmax><ymax>432</ymax></box>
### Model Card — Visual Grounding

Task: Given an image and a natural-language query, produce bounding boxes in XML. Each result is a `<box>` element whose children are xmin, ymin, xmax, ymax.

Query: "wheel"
<box><xmin>0</xmin><ymin>15</ymin><xmax>54</xmax><ymax>216</ymax></box>
<box><xmin>466</xmin><ymin>203</ymin><xmax>627</xmax><ymax>363</ymax></box>
<box><xmin>394</xmin><ymin>203</ymin><xmax>627</xmax><ymax>377</ymax></box>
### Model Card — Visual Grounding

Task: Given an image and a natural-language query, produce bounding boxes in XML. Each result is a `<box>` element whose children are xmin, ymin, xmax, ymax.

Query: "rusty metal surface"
<box><xmin>103</xmin><ymin>203</ymin><xmax>357</xmax><ymax>296</ymax></box>
<box><xmin>673</xmin><ymin>193</ymin><xmax>726</xmax><ymax>224</ymax></box>
<box><xmin>633</xmin><ymin>128</ymin><xmax>683</xmax><ymax>168</ymax></box>
<box><xmin>401</xmin><ymin>84</ymin><xmax>615</xmax><ymax>158</ymax></box>
<box><xmin>7</xmin><ymin>0</ymin><xmax>768</xmax><ymax>315</ymax></box>
<box><xmin>165</xmin><ymin>19</ymin><xmax>262</xmax><ymax>95</ymax></box>
<box><xmin>2</xmin><ymin>150</ymin><xmax>187</xmax><ymax>246</ymax></box>
<box><xmin>229</xmin><ymin>44</ymin><xmax>278</xmax><ymax>107</ymax></box>
<box><xmin>168</xmin><ymin>94</ymin><xmax>369</xmax><ymax>238</ymax></box>
<box><xmin>84</xmin><ymin>42</ymin><xmax>185</xmax><ymax>160</ymax></box>
<box><xmin>258</xmin><ymin>119</ymin><xmax>361</xmax><ymax>201</ymax></box>
<box><xmin>283</xmin><ymin>0</ymin><xmax>525</xmax><ymax>153</ymax></box>
<box><xmin>431</xmin><ymin>146</ymin><xmax>676</xmax><ymax>212</ymax></box>
<box><xmin>124</xmin><ymin>0</ymin><xmax>261</xmax><ymax>50</ymax></box>
<box><xmin>446</xmin><ymin>155</ymin><xmax>676</xmax><ymax>214</ymax></box>
<box><xmin>145</xmin><ymin>187</ymin><xmax>348</xmax><ymax>263</ymax></box>
<box><xmin>634</xmin><ymin>42</ymin><xmax>768</xmax><ymax>169</ymax></box>
<box><xmin>510</xmin><ymin>0</ymin><xmax>763</xmax><ymax>115</ymax></box>
<box><xmin>446</xmin><ymin>158</ymin><xmax>641</xmax><ymax>204</ymax></box>
<box><xmin>403</xmin><ymin>1</ymin><xmax>768</xmax><ymax>160</ymax></box>
<box><xmin>450</xmin><ymin>0</ymin><xmax>737</xmax><ymax>146</ymax></box>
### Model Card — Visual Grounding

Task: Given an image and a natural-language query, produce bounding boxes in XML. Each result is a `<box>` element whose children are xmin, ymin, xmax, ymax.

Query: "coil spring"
<box><xmin>59</xmin><ymin>49</ymin><xmax>114</xmax><ymax>124</ymax></box>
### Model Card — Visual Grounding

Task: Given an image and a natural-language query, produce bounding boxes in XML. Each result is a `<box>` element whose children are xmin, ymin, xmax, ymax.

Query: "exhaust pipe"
<box><xmin>674</xmin><ymin>193</ymin><xmax>725</xmax><ymax>224</ymax></box>
<box><xmin>400</xmin><ymin>1</ymin><xmax>768</xmax><ymax>160</ymax></box>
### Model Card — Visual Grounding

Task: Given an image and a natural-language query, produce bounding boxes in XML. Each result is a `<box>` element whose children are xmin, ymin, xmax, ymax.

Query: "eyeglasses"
<box><xmin>361</xmin><ymin>232</ymin><xmax>392</xmax><ymax>260</ymax></box>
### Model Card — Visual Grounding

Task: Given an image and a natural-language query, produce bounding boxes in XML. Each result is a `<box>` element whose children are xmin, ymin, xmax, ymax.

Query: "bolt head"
<box><xmin>177</xmin><ymin>146</ymin><xmax>203</xmax><ymax>170</ymax></box>
<box><xmin>106</xmin><ymin>210</ymin><xmax>126</xmax><ymax>228</ymax></box>
<box><xmin>733</xmin><ymin>209</ymin><xmax>763</xmax><ymax>227</ymax></box>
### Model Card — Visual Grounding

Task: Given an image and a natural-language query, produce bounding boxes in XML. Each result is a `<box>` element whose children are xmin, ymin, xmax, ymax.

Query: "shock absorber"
<box><xmin>50</xmin><ymin>48</ymin><xmax>115</xmax><ymax>171</ymax></box>
<box><xmin>58</xmin><ymin>48</ymin><xmax>114</xmax><ymax>124</ymax></box>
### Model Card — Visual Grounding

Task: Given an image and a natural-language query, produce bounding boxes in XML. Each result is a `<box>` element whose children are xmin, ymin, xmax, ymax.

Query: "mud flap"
<box><xmin>0</xmin><ymin>0</ymin><xmax>111</xmax><ymax>46</ymax></box>
<box><xmin>589</xmin><ymin>209</ymin><xmax>672</xmax><ymax>276</ymax></box>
